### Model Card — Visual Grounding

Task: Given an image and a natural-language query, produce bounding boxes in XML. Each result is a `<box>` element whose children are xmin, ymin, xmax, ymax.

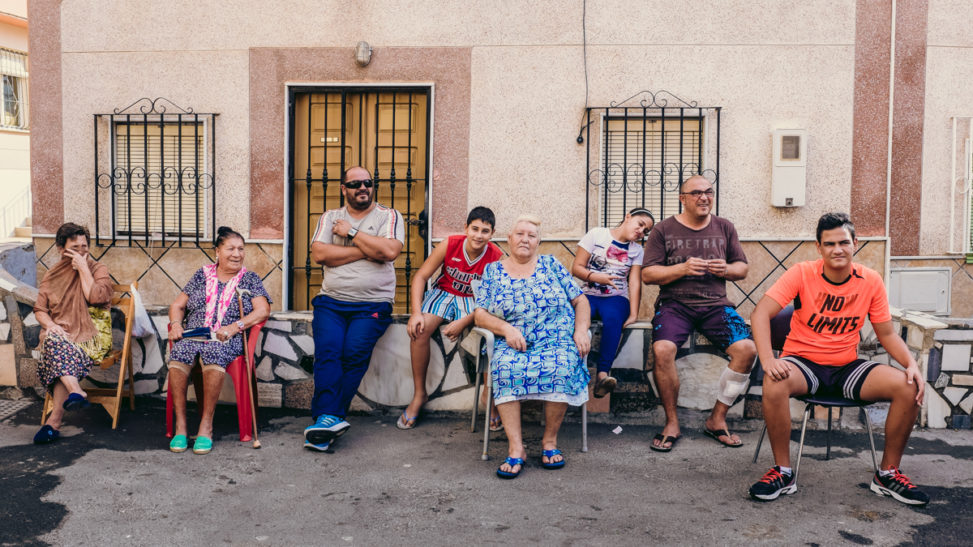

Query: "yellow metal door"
<box><xmin>291</xmin><ymin>89</ymin><xmax>429</xmax><ymax>313</ymax></box>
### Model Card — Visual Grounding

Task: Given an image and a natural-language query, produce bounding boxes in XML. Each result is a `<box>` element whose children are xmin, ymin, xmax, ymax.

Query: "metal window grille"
<box><xmin>581</xmin><ymin>91</ymin><xmax>721</xmax><ymax>230</ymax></box>
<box><xmin>93</xmin><ymin>98</ymin><xmax>217</xmax><ymax>247</ymax></box>
<box><xmin>0</xmin><ymin>48</ymin><xmax>28</xmax><ymax>130</ymax></box>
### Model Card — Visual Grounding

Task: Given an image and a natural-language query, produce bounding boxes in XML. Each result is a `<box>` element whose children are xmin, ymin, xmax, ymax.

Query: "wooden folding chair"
<box><xmin>42</xmin><ymin>282</ymin><xmax>137</xmax><ymax>429</ymax></box>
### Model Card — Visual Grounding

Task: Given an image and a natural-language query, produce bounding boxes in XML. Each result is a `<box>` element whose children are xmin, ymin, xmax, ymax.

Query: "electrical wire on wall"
<box><xmin>576</xmin><ymin>0</ymin><xmax>590</xmax><ymax>144</ymax></box>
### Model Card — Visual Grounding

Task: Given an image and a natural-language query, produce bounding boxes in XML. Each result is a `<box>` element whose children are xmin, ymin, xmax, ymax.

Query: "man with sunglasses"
<box><xmin>303</xmin><ymin>166</ymin><xmax>404</xmax><ymax>452</ymax></box>
<box><xmin>641</xmin><ymin>175</ymin><xmax>756</xmax><ymax>452</ymax></box>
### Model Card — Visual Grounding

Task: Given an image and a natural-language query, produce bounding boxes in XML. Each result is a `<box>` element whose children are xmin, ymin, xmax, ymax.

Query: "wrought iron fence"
<box><xmin>93</xmin><ymin>97</ymin><xmax>217</xmax><ymax>247</ymax></box>
<box><xmin>580</xmin><ymin>90</ymin><xmax>721</xmax><ymax>230</ymax></box>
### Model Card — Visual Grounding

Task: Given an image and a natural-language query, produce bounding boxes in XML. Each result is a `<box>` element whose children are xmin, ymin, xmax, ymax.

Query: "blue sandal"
<box><xmin>541</xmin><ymin>449</ymin><xmax>565</xmax><ymax>470</ymax></box>
<box><xmin>395</xmin><ymin>411</ymin><xmax>419</xmax><ymax>430</ymax></box>
<box><xmin>496</xmin><ymin>457</ymin><xmax>525</xmax><ymax>479</ymax></box>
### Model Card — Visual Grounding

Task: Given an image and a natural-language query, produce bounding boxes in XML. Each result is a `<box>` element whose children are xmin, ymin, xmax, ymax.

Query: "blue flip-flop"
<box><xmin>33</xmin><ymin>424</ymin><xmax>60</xmax><ymax>444</ymax></box>
<box><xmin>496</xmin><ymin>456</ymin><xmax>525</xmax><ymax>479</ymax></box>
<box><xmin>541</xmin><ymin>449</ymin><xmax>566</xmax><ymax>470</ymax></box>
<box><xmin>395</xmin><ymin>410</ymin><xmax>419</xmax><ymax>430</ymax></box>
<box><xmin>62</xmin><ymin>393</ymin><xmax>89</xmax><ymax>411</ymax></box>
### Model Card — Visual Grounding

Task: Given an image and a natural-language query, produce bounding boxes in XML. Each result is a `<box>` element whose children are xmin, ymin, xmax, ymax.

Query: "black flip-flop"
<box><xmin>703</xmin><ymin>427</ymin><xmax>744</xmax><ymax>448</ymax></box>
<box><xmin>593</xmin><ymin>376</ymin><xmax>617</xmax><ymax>398</ymax></box>
<box><xmin>650</xmin><ymin>433</ymin><xmax>680</xmax><ymax>452</ymax></box>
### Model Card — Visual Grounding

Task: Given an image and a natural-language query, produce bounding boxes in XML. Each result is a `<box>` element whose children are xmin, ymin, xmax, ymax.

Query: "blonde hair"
<box><xmin>512</xmin><ymin>214</ymin><xmax>541</xmax><ymax>232</ymax></box>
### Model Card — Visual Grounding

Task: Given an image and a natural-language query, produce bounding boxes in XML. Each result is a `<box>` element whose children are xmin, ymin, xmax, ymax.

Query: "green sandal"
<box><xmin>169</xmin><ymin>434</ymin><xmax>188</xmax><ymax>453</ymax></box>
<box><xmin>192</xmin><ymin>436</ymin><xmax>213</xmax><ymax>455</ymax></box>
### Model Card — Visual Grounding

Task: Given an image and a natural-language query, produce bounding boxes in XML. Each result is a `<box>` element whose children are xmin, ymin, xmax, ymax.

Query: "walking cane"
<box><xmin>235</xmin><ymin>288</ymin><xmax>261</xmax><ymax>449</ymax></box>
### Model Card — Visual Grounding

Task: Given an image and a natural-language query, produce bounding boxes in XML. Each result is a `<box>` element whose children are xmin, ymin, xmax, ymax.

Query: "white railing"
<box><xmin>0</xmin><ymin>188</ymin><xmax>30</xmax><ymax>237</ymax></box>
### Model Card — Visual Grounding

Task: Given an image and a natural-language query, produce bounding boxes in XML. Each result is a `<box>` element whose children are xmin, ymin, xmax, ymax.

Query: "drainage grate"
<box><xmin>0</xmin><ymin>400</ymin><xmax>33</xmax><ymax>421</ymax></box>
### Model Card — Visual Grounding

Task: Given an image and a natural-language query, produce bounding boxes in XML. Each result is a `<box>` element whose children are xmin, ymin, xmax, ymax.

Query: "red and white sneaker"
<box><xmin>749</xmin><ymin>466</ymin><xmax>797</xmax><ymax>501</ymax></box>
<box><xmin>870</xmin><ymin>467</ymin><xmax>929</xmax><ymax>506</ymax></box>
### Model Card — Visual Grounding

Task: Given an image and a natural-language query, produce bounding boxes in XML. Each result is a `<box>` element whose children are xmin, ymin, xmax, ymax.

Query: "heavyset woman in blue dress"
<box><xmin>474</xmin><ymin>215</ymin><xmax>591</xmax><ymax>479</ymax></box>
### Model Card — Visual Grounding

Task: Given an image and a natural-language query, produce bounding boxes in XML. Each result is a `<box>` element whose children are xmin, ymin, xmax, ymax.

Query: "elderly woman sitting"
<box><xmin>167</xmin><ymin>227</ymin><xmax>271</xmax><ymax>455</ymax></box>
<box><xmin>32</xmin><ymin>223</ymin><xmax>114</xmax><ymax>444</ymax></box>
<box><xmin>474</xmin><ymin>215</ymin><xmax>591</xmax><ymax>479</ymax></box>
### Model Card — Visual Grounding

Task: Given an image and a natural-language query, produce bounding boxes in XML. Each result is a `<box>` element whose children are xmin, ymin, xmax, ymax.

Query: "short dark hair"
<box><xmin>214</xmin><ymin>226</ymin><xmax>245</xmax><ymax>248</ymax></box>
<box><xmin>816</xmin><ymin>212</ymin><xmax>856</xmax><ymax>243</ymax></box>
<box><xmin>55</xmin><ymin>223</ymin><xmax>90</xmax><ymax>248</ymax></box>
<box><xmin>466</xmin><ymin>206</ymin><xmax>496</xmax><ymax>230</ymax></box>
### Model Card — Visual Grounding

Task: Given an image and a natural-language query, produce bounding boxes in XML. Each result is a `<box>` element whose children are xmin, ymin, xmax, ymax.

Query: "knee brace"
<box><xmin>717</xmin><ymin>367</ymin><xmax>751</xmax><ymax>406</ymax></box>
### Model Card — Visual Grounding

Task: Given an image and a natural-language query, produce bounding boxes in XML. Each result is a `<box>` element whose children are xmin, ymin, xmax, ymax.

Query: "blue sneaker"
<box><xmin>304</xmin><ymin>414</ymin><xmax>350</xmax><ymax>444</ymax></box>
<box><xmin>303</xmin><ymin>439</ymin><xmax>332</xmax><ymax>452</ymax></box>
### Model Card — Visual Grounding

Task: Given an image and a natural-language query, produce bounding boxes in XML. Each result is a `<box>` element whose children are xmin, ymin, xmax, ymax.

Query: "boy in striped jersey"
<box><xmin>399</xmin><ymin>207</ymin><xmax>503</xmax><ymax>429</ymax></box>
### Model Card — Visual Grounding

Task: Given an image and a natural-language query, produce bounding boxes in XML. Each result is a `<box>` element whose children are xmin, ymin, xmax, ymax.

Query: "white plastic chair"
<box><xmin>469</xmin><ymin>326</ymin><xmax>589</xmax><ymax>460</ymax></box>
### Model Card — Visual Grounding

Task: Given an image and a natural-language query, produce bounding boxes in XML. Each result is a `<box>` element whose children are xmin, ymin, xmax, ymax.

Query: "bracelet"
<box><xmin>169</xmin><ymin>320</ymin><xmax>181</xmax><ymax>326</ymax></box>
<box><xmin>586</xmin><ymin>270</ymin><xmax>592</xmax><ymax>281</ymax></box>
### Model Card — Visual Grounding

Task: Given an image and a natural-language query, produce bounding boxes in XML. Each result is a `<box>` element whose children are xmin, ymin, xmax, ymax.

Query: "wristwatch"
<box><xmin>348</xmin><ymin>227</ymin><xmax>359</xmax><ymax>239</ymax></box>
<box><xmin>236</xmin><ymin>320</ymin><xmax>245</xmax><ymax>331</ymax></box>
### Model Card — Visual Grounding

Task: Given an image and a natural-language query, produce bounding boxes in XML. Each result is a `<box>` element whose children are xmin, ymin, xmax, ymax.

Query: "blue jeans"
<box><xmin>311</xmin><ymin>295</ymin><xmax>393</xmax><ymax>419</ymax></box>
<box><xmin>587</xmin><ymin>294</ymin><xmax>630</xmax><ymax>375</ymax></box>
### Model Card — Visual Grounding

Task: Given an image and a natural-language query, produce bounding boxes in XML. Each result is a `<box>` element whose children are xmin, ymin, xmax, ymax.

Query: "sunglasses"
<box><xmin>679</xmin><ymin>189</ymin><xmax>715</xmax><ymax>200</ymax></box>
<box><xmin>343</xmin><ymin>179</ymin><xmax>374</xmax><ymax>189</ymax></box>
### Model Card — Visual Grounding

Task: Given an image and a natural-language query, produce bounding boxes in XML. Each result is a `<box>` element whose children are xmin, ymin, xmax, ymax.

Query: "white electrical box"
<box><xmin>771</xmin><ymin>129</ymin><xmax>807</xmax><ymax>207</ymax></box>
<box><xmin>889</xmin><ymin>268</ymin><xmax>951</xmax><ymax>316</ymax></box>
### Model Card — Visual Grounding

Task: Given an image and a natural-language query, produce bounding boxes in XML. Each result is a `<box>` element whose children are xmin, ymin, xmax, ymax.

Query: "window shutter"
<box><xmin>601</xmin><ymin>117</ymin><xmax>702</xmax><ymax>226</ymax></box>
<box><xmin>114</xmin><ymin>122</ymin><xmax>206</xmax><ymax>237</ymax></box>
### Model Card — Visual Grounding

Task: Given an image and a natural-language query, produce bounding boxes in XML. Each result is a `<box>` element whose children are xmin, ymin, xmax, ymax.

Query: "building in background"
<box><xmin>23</xmin><ymin>0</ymin><xmax>973</xmax><ymax>318</ymax></box>
<box><xmin>0</xmin><ymin>0</ymin><xmax>29</xmax><ymax>239</ymax></box>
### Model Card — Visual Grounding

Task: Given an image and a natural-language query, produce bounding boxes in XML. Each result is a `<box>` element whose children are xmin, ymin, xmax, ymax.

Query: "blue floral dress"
<box><xmin>474</xmin><ymin>255</ymin><xmax>589</xmax><ymax>405</ymax></box>
<box><xmin>169</xmin><ymin>268</ymin><xmax>271</xmax><ymax>367</ymax></box>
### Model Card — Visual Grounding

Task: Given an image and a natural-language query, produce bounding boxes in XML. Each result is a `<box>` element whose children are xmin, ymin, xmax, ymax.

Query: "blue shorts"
<box><xmin>420</xmin><ymin>287</ymin><xmax>475</xmax><ymax>322</ymax></box>
<box><xmin>782</xmin><ymin>356</ymin><xmax>881</xmax><ymax>401</ymax></box>
<box><xmin>651</xmin><ymin>300</ymin><xmax>752</xmax><ymax>351</ymax></box>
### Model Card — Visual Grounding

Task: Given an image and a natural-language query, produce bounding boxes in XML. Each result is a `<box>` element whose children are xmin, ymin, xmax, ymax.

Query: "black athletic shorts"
<box><xmin>781</xmin><ymin>356</ymin><xmax>881</xmax><ymax>401</ymax></box>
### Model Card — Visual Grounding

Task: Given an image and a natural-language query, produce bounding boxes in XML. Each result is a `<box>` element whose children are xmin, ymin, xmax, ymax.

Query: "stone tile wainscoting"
<box><xmin>925</xmin><ymin>320</ymin><xmax>973</xmax><ymax>429</ymax></box>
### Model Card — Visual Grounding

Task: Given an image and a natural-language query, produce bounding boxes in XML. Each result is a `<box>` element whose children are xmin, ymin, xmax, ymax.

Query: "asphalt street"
<box><xmin>1</xmin><ymin>399</ymin><xmax>971</xmax><ymax>546</ymax></box>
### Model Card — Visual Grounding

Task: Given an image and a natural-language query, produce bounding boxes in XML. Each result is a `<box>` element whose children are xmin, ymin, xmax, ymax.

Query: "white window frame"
<box><xmin>0</xmin><ymin>48</ymin><xmax>28</xmax><ymax>130</ymax></box>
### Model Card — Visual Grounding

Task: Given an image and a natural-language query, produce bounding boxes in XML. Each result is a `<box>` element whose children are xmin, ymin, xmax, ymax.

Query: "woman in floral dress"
<box><xmin>33</xmin><ymin>223</ymin><xmax>114</xmax><ymax>444</ymax></box>
<box><xmin>167</xmin><ymin>227</ymin><xmax>271</xmax><ymax>455</ymax></box>
<box><xmin>474</xmin><ymin>215</ymin><xmax>591</xmax><ymax>479</ymax></box>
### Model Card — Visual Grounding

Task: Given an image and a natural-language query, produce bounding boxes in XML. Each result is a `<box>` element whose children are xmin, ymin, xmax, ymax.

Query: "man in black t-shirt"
<box><xmin>641</xmin><ymin>175</ymin><xmax>756</xmax><ymax>452</ymax></box>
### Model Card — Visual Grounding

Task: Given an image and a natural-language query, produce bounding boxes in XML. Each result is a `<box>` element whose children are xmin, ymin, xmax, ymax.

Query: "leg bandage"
<box><xmin>717</xmin><ymin>367</ymin><xmax>751</xmax><ymax>406</ymax></box>
<box><xmin>167</xmin><ymin>361</ymin><xmax>192</xmax><ymax>375</ymax></box>
<box><xmin>201</xmin><ymin>363</ymin><xmax>226</xmax><ymax>375</ymax></box>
